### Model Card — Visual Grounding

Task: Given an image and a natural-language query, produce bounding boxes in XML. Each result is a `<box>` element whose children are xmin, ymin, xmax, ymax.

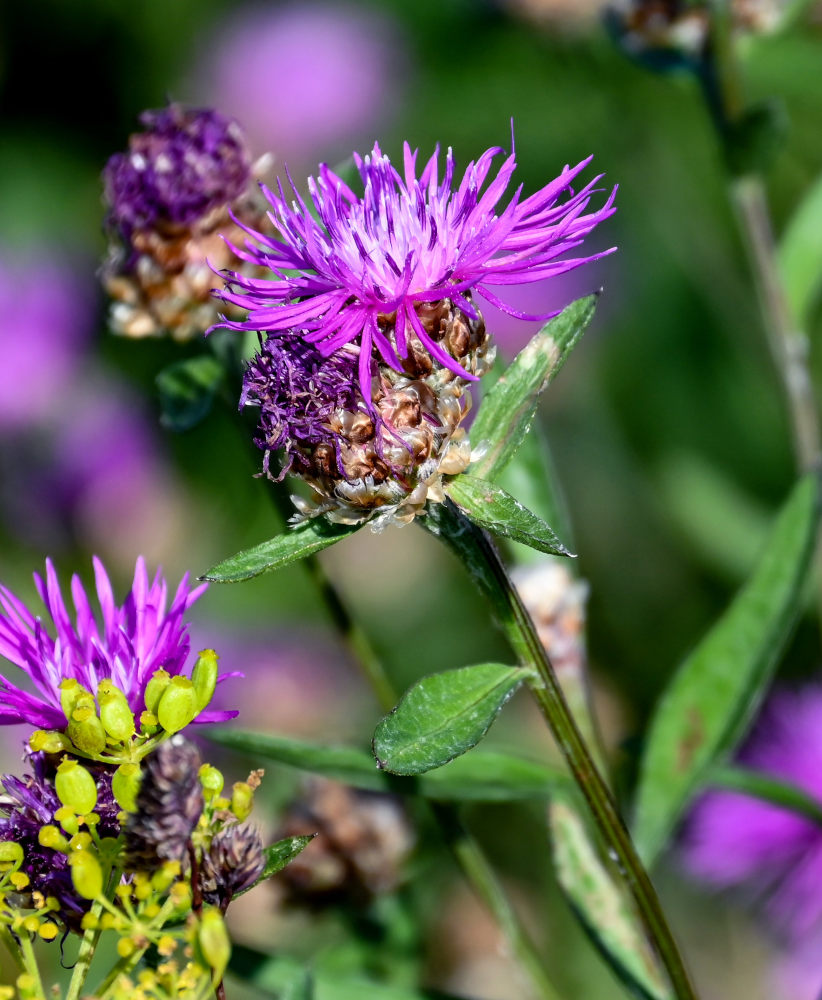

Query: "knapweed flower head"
<box><xmin>682</xmin><ymin>686</ymin><xmax>822</xmax><ymax>944</ymax></box>
<box><xmin>102</xmin><ymin>103</ymin><xmax>273</xmax><ymax>341</ymax></box>
<box><xmin>0</xmin><ymin>557</ymin><xmax>236</xmax><ymax>761</ymax></box>
<box><xmin>224</xmin><ymin>138</ymin><xmax>615</xmax><ymax>524</ymax></box>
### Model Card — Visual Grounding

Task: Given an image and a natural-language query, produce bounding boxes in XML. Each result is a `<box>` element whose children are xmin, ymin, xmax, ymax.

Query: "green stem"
<box><xmin>19</xmin><ymin>933</ymin><xmax>47</xmax><ymax>999</ymax></box>
<box><xmin>429</xmin><ymin>503</ymin><xmax>697</xmax><ymax>1000</ymax></box>
<box><xmin>0</xmin><ymin>924</ymin><xmax>25</xmax><ymax>973</ymax></box>
<box><xmin>65</xmin><ymin>898</ymin><xmax>104</xmax><ymax>1000</ymax></box>
<box><xmin>94</xmin><ymin>946</ymin><xmax>150</xmax><ymax>999</ymax></box>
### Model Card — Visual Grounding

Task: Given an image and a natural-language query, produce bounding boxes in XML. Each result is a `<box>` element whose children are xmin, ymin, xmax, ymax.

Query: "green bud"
<box><xmin>38</xmin><ymin>826</ymin><xmax>69</xmax><ymax>853</ymax></box>
<box><xmin>59</xmin><ymin>679</ymin><xmax>92</xmax><ymax>722</ymax></box>
<box><xmin>29</xmin><ymin>730</ymin><xmax>70</xmax><ymax>754</ymax></box>
<box><xmin>191</xmin><ymin>649</ymin><xmax>219</xmax><ymax>713</ymax></box>
<box><xmin>198</xmin><ymin>764</ymin><xmax>224</xmax><ymax>800</ymax></box>
<box><xmin>0</xmin><ymin>842</ymin><xmax>23</xmax><ymax>872</ymax></box>
<box><xmin>69</xmin><ymin>850</ymin><xmax>103</xmax><ymax>901</ymax></box>
<box><xmin>67</xmin><ymin>704</ymin><xmax>106</xmax><ymax>757</ymax></box>
<box><xmin>230</xmin><ymin>781</ymin><xmax>254</xmax><ymax>822</ymax></box>
<box><xmin>97</xmin><ymin>680</ymin><xmax>135</xmax><ymax>742</ymax></box>
<box><xmin>144</xmin><ymin>669</ymin><xmax>171</xmax><ymax>715</ymax></box>
<box><xmin>55</xmin><ymin>760</ymin><xmax>98</xmax><ymax>815</ymax></box>
<box><xmin>196</xmin><ymin>906</ymin><xmax>231</xmax><ymax>981</ymax></box>
<box><xmin>157</xmin><ymin>677</ymin><xmax>197</xmax><ymax>734</ymax></box>
<box><xmin>54</xmin><ymin>807</ymin><xmax>79</xmax><ymax>837</ymax></box>
<box><xmin>112</xmin><ymin>763</ymin><xmax>141</xmax><ymax>812</ymax></box>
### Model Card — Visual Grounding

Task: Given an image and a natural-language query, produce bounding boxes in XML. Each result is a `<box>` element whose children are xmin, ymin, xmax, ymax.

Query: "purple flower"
<box><xmin>217</xmin><ymin>140</ymin><xmax>617</xmax><ymax>401</ymax></box>
<box><xmin>191</xmin><ymin>2</ymin><xmax>402</xmax><ymax>168</ymax></box>
<box><xmin>0</xmin><ymin>558</ymin><xmax>237</xmax><ymax>730</ymax></box>
<box><xmin>682</xmin><ymin>686</ymin><xmax>822</xmax><ymax>944</ymax></box>
<box><xmin>103</xmin><ymin>104</ymin><xmax>252</xmax><ymax>238</ymax></box>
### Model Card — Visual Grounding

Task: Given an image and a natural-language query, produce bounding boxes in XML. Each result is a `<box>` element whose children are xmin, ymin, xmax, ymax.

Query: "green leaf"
<box><xmin>282</xmin><ymin>969</ymin><xmax>315</xmax><ymax>1000</ymax></box>
<box><xmin>707</xmin><ymin>764</ymin><xmax>822</xmax><ymax>830</ymax></box>
<box><xmin>238</xmin><ymin>835</ymin><xmax>316</xmax><ymax>898</ymax></box>
<box><xmin>445</xmin><ymin>475</ymin><xmax>572</xmax><ymax>557</ymax></box>
<box><xmin>372</xmin><ymin>663</ymin><xmax>530</xmax><ymax>776</ymax></box>
<box><xmin>229</xmin><ymin>947</ymin><xmax>466</xmax><ymax>1000</ymax></box>
<box><xmin>778</xmin><ymin>170</ymin><xmax>822</xmax><ymax>324</ymax></box>
<box><xmin>205</xmin><ymin>728</ymin><xmax>569</xmax><ymax>801</ymax></box>
<box><xmin>469</xmin><ymin>296</ymin><xmax>597</xmax><ymax>481</ymax></box>
<box><xmin>633</xmin><ymin>474</ymin><xmax>819</xmax><ymax>865</ymax></box>
<box><xmin>550</xmin><ymin>799</ymin><xmax>672</xmax><ymax>1000</ymax></box>
<box><xmin>202</xmin><ymin>520</ymin><xmax>361</xmax><ymax>583</ymax></box>
<box><xmin>156</xmin><ymin>355</ymin><xmax>224</xmax><ymax>432</ymax></box>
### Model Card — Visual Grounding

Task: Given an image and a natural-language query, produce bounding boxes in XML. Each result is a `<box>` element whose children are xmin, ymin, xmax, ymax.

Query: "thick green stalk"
<box><xmin>428</xmin><ymin>502</ymin><xmax>697</xmax><ymax>1000</ymax></box>
<box><xmin>18</xmin><ymin>934</ymin><xmax>47</xmax><ymax>999</ymax></box>
<box><xmin>65</xmin><ymin>898</ymin><xmax>105</xmax><ymax>1000</ymax></box>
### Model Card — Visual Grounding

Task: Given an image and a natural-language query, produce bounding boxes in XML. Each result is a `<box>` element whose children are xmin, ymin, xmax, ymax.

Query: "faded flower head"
<box><xmin>0</xmin><ymin>556</ymin><xmax>236</xmax><ymax>733</ymax></box>
<box><xmin>201</xmin><ymin>823</ymin><xmax>265</xmax><ymax>911</ymax></box>
<box><xmin>682</xmin><ymin>686</ymin><xmax>822</xmax><ymax>944</ymax></box>
<box><xmin>102</xmin><ymin>103</ymin><xmax>272</xmax><ymax>341</ymax></box>
<box><xmin>224</xmin><ymin>139</ymin><xmax>615</xmax><ymax>524</ymax></box>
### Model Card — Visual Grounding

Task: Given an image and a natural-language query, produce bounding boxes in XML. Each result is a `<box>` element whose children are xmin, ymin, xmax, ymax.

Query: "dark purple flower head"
<box><xmin>0</xmin><ymin>557</ymin><xmax>237</xmax><ymax>730</ymax></box>
<box><xmin>216</xmin><ymin>139</ymin><xmax>617</xmax><ymax>401</ymax></box>
<box><xmin>103</xmin><ymin>104</ymin><xmax>252</xmax><ymax>237</ymax></box>
<box><xmin>682</xmin><ymin>686</ymin><xmax>822</xmax><ymax>944</ymax></box>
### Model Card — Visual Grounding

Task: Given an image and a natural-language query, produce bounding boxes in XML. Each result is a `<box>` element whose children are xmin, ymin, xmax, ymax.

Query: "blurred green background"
<box><xmin>1</xmin><ymin>1</ymin><xmax>821</xmax><ymax>998</ymax></box>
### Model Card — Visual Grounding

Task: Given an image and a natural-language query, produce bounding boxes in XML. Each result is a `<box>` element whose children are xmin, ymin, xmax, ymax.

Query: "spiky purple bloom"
<box><xmin>217</xmin><ymin>140</ymin><xmax>617</xmax><ymax>401</ymax></box>
<box><xmin>103</xmin><ymin>104</ymin><xmax>251</xmax><ymax>238</ymax></box>
<box><xmin>0</xmin><ymin>753</ymin><xmax>119</xmax><ymax>930</ymax></box>
<box><xmin>682</xmin><ymin>686</ymin><xmax>822</xmax><ymax>944</ymax></box>
<box><xmin>0</xmin><ymin>558</ymin><xmax>237</xmax><ymax>730</ymax></box>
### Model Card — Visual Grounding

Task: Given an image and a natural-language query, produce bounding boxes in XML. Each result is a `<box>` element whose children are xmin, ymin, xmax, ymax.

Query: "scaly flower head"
<box><xmin>0</xmin><ymin>557</ymin><xmax>236</xmax><ymax>734</ymax></box>
<box><xmin>217</xmin><ymin>138</ymin><xmax>617</xmax><ymax>401</ymax></box>
<box><xmin>682</xmin><ymin>686</ymin><xmax>822</xmax><ymax>944</ymax></box>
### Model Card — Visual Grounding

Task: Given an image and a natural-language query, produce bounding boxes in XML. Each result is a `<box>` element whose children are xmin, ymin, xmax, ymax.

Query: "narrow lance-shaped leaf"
<box><xmin>205</xmin><ymin>727</ymin><xmax>571</xmax><ymax>802</ymax></box>
<box><xmin>373</xmin><ymin>663</ymin><xmax>532</xmax><ymax>776</ymax></box>
<box><xmin>445</xmin><ymin>475</ymin><xmax>573</xmax><ymax>558</ymax></box>
<box><xmin>237</xmin><ymin>835</ymin><xmax>316</xmax><ymax>898</ymax></box>
<box><xmin>550</xmin><ymin>799</ymin><xmax>673</xmax><ymax>1000</ymax></box>
<box><xmin>707</xmin><ymin>764</ymin><xmax>822</xmax><ymax>831</ymax></box>
<box><xmin>633</xmin><ymin>474</ymin><xmax>819</xmax><ymax>866</ymax></box>
<box><xmin>469</xmin><ymin>295</ymin><xmax>597</xmax><ymax>481</ymax></box>
<box><xmin>202</xmin><ymin>520</ymin><xmax>361</xmax><ymax>583</ymax></box>
<box><xmin>156</xmin><ymin>355</ymin><xmax>224</xmax><ymax>432</ymax></box>
<box><xmin>778</xmin><ymin>169</ymin><xmax>822</xmax><ymax>325</ymax></box>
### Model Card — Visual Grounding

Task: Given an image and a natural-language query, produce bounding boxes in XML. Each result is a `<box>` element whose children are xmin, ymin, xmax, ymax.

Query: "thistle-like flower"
<box><xmin>200</xmin><ymin>823</ymin><xmax>265</xmax><ymax>911</ymax></box>
<box><xmin>682</xmin><ymin>686</ymin><xmax>822</xmax><ymax>945</ymax></box>
<box><xmin>0</xmin><ymin>557</ymin><xmax>236</xmax><ymax>737</ymax></box>
<box><xmin>101</xmin><ymin>103</ymin><xmax>272</xmax><ymax>340</ymax></box>
<box><xmin>222</xmin><ymin>139</ymin><xmax>615</xmax><ymax>524</ymax></box>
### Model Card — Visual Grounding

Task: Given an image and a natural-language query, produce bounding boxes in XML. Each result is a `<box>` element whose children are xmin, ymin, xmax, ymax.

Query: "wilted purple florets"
<box><xmin>0</xmin><ymin>557</ymin><xmax>236</xmax><ymax>729</ymax></box>
<box><xmin>217</xmin><ymin>139</ymin><xmax>616</xmax><ymax>401</ymax></box>
<box><xmin>682</xmin><ymin>687</ymin><xmax>822</xmax><ymax>944</ymax></box>
<box><xmin>104</xmin><ymin>104</ymin><xmax>252</xmax><ymax>237</ymax></box>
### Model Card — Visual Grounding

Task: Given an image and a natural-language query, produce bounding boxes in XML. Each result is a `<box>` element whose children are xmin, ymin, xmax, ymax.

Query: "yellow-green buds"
<box><xmin>199</xmin><ymin>764</ymin><xmax>224</xmax><ymax>800</ymax></box>
<box><xmin>192</xmin><ymin>649</ymin><xmax>219</xmax><ymax>712</ymax></box>
<box><xmin>196</xmin><ymin>906</ymin><xmax>231</xmax><ymax>981</ymax></box>
<box><xmin>55</xmin><ymin>759</ymin><xmax>98</xmax><ymax>815</ymax></box>
<box><xmin>144</xmin><ymin>668</ymin><xmax>171</xmax><ymax>714</ymax></box>
<box><xmin>38</xmin><ymin>826</ymin><xmax>69</xmax><ymax>853</ymax></box>
<box><xmin>157</xmin><ymin>677</ymin><xmax>198</xmax><ymax>734</ymax></box>
<box><xmin>69</xmin><ymin>850</ymin><xmax>104</xmax><ymax>900</ymax></box>
<box><xmin>29</xmin><ymin>730</ymin><xmax>70</xmax><ymax>754</ymax></box>
<box><xmin>112</xmin><ymin>763</ymin><xmax>142</xmax><ymax>812</ymax></box>
<box><xmin>230</xmin><ymin>782</ymin><xmax>254</xmax><ymax>822</ymax></box>
<box><xmin>67</xmin><ymin>696</ymin><xmax>107</xmax><ymax>756</ymax></box>
<box><xmin>0</xmin><ymin>841</ymin><xmax>23</xmax><ymax>872</ymax></box>
<box><xmin>97</xmin><ymin>680</ymin><xmax>136</xmax><ymax>742</ymax></box>
<box><xmin>60</xmin><ymin>679</ymin><xmax>91</xmax><ymax>721</ymax></box>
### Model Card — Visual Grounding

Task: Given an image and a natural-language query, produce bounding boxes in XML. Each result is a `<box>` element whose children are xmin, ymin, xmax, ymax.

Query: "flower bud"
<box><xmin>60</xmin><ymin>679</ymin><xmax>92</xmax><ymax>722</ymax></box>
<box><xmin>191</xmin><ymin>649</ymin><xmax>219</xmax><ymax>712</ymax></box>
<box><xmin>112</xmin><ymin>763</ymin><xmax>142</xmax><ymax>812</ymax></box>
<box><xmin>157</xmin><ymin>677</ymin><xmax>197</xmax><ymax>734</ymax></box>
<box><xmin>97</xmin><ymin>680</ymin><xmax>136</xmax><ymax>742</ymax></box>
<box><xmin>230</xmin><ymin>782</ymin><xmax>254</xmax><ymax>822</ymax></box>
<box><xmin>0</xmin><ymin>841</ymin><xmax>23</xmax><ymax>872</ymax></box>
<box><xmin>54</xmin><ymin>807</ymin><xmax>80</xmax><ymax>836</ymax></box>
<box><xmin>69</xmin><ymin>850</ymin><xmax>104</xmax><ymax>900</ymax></box>
<box><xmin>199</xmin><ymin>764</ymin><xmax>224</xmax><ymax>800</ymax></box>
<box><xmin>29</xmin><ymin>730</ymin><xmax>70</xmax><ymax>754</ymax></box>
<box><xmin>38</xmin><ymin>826</ymin><xmax>69</xmax><ymax>852</ymax></box>
<box><xmin>55</xmin><ymin>760</ymin><xmax>98</xmax><ymax>815</ymax></box>
<box><xmin>67</xmin><ymin>704</ymin><xmax>107</xmax><ymax>757</ymax></box>
<box><xmin>196</xmin><ymin>906</ymin><xmax>231</xmax><ymax>981</ymax></box>
<box><xmin>144</xmin><ymin>669</ymin><xmax>171</xmax><ymax>714</ymax></box>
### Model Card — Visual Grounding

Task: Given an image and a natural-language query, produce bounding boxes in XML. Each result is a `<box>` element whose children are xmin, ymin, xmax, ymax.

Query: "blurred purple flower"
<box><xmin>0</xmin><ymin>252</ymin><xmax>92</xmax><ymax>430</ymax></box>
<box><xmin>683</xmin><ymin>686</ymin><xmax>822</xmax><ymax>945</ymax></box>
<box><xmin>217</xmin><ymin>141</ymin><xmax>617</xmax><ymax>400</ymax></box>
<box><xmin>0</xmin><ymin>557</ymin><xmax>236</xmax><ymax>729</ymax></box>
<box><xmin>192</xmin><ymin>2</ymin><xmax>402</xmax><ymax>167</ymax></box>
